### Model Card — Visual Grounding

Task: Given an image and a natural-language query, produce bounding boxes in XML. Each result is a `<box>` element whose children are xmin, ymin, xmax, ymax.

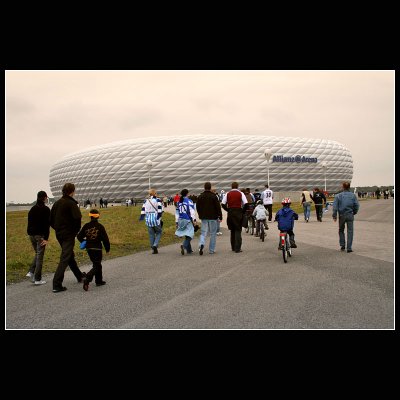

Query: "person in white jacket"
<box><xmin>252</xmin><ymin>200</ymin><xmax>268</xmax><ymax>237</ymax></box>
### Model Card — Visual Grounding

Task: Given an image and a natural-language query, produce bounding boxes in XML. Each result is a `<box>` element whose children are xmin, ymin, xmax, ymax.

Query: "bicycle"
<box><xmin>279</xmin><ymin>231</ymin><xmax>292</xmax><ymax>263</ymax></box>
<box><xmin>245</xmin><ymin>214</ymin><xmax>255</xmax><ymax>235</ymax></box>
<box><xmin>257</xmin><ymin>219</ymin><xmax>266</xmax><ymax>242</ymax></box>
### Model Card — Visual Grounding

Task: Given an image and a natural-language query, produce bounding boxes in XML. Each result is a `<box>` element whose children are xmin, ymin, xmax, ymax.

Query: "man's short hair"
<box><xmin>342</xmin><ymin>182</ymin><xmax>350</xmax><ymax>190</ymax></box>
<box><xmin>62</xmin><ymin>183</ymin><xmax>75</xmax><ymax>196</ymax></box>
<box><xmin>265</xmin><ymin>184</ymin><xmax>269</xmax><ymax>188</ymax></box>
<box><xmin>204</xmin><ymin>182</ymin><xmax>211</xmax><ymax>190</ymax></box>
<box><xmin>232</xmin><ymin>182</ymin><xmax>239</xmax><ymax>189</ymax></box>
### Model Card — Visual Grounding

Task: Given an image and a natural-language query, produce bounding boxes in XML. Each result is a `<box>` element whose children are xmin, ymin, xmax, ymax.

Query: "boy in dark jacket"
<box><xmin>77</xmin><ymin>209</ymin><xmax>110</xmax><ymax>291</ymax></box>
<box><xmin>275</xmin><ymin>198</ymin><xmax>299</xmax><ymax>249</ymax></box>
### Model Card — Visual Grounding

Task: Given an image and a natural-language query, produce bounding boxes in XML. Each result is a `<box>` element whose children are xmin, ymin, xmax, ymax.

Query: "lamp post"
<box><xmin>264</xmin><ymin>149</ymin><xmax>273</xmax><ymax>187</ymax></box>
<box><xmin>321</xmin><ymin>162</ymin><xmax>327</xmax><ymax>192</ymax></box>
<box><xmin>146</xmin><ymin>160</ymin><xmax>153</xmax><ymax>190</ymax></box>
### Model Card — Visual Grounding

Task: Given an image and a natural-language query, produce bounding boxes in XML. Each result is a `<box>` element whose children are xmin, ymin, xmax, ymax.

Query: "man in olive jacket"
<box><xmin>196</xmin><ymin>181</ymin><xmax>223</xmax><ymax>255</ymax></box>
<box><xmin>50</xmin><ymin>182</ymin><xmax>86</xmax><ymax>292</ymax></box>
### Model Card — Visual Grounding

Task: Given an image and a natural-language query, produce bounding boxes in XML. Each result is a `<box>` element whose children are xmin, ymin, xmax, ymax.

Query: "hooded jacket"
<box><xmin>275</xmin><ymin>206</ymin><xmax>299</xmax><ymax>231</ymax></box>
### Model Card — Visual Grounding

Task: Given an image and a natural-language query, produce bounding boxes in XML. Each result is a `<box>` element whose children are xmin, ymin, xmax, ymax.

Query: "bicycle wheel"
<box><xmin>260</xmin><ymin>224</ymin><xmax>265</xmax><ymax>242</ymax></box>
<box><xmin>282</xmin><ymin>235</ymin><xmax>288</xmax><ymax>263</ymax></box>
<box><xmin>287</xmin><ymin>236</ymin><xmax>292</xmax><ymax>257</ymax></box>
<box><xmin>249</xmin><ymin>217</ymin><xmax>254</xmax><ymax>235</ymax></box>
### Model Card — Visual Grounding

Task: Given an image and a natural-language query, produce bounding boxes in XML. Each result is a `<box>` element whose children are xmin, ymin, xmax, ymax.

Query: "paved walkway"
<box><xmin>6</xmin><ymin>199</ymin><xmax>394</xmax><ymax>329</ymax></box>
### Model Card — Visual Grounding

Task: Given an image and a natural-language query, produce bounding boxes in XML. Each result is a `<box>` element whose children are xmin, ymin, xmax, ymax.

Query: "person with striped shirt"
<box><xmin>139</xmin><ymin>188</ymin><xmax>164</xmax><ymax>254</ymax></box>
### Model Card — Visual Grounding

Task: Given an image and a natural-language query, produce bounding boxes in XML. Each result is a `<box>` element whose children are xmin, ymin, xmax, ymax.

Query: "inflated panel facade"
<box><xmin>49</xmin><ymin>135</ymin><xmax>353</xmax><ymax>202</ymax></box>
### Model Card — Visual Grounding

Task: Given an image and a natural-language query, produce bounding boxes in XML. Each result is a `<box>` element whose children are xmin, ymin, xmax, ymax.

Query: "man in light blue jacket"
<box><xmin>332</xmin><ymin>182</ymin><xmax>360</xmax><ymax>253</ymax></box>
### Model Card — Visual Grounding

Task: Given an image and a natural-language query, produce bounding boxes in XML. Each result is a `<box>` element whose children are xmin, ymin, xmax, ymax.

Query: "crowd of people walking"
<box><xmin>25</xmin><ymin>180</ymin><xmax>362</xmax><ymax>293</ymax></box>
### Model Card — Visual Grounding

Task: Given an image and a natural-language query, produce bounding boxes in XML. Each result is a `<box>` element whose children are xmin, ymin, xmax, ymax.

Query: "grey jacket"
<box><xmin>332</xmin><ymin>190</ymin><xmax>360</xmax><ymax>218</ymax></box>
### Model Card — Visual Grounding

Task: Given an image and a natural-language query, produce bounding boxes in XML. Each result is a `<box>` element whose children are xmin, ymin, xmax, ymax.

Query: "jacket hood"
<box><xmin>281</xmin><ymin>207</ymin><xmax>293</xmax><ymax>217</ymax></box>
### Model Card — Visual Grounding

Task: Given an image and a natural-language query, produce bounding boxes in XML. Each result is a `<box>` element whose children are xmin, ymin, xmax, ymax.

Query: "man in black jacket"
<box><xmin>196</xmin><ymin>182</ymin><xmax>223</xmax><ymax>255</ymax></box>
<box><xmin>26</xmin><ymin>190</ymin><xmax>50</xmax><ymax>285</ymax></box>
<box><xmin>311</xmin><ymin>187</ymin><xmax>327</xmax><ymax>222</ymax></box>
<box><xmin>50</xmin><ymin>182</ymin><xmax>86</xmax><ymax>292</ymax></box>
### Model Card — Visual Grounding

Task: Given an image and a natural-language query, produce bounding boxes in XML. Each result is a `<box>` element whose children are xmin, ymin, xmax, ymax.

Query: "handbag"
<box><xmin>79</xmin><ymin>240</ymin><xmax>87</xmax><ymax>250</ymax></box>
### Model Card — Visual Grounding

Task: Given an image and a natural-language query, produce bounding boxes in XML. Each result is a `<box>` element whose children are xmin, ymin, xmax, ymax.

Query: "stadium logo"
<box><xmin>272</xmin><ymin>155</ymin><xmax>318</xmax><ymax>163</ymax></box>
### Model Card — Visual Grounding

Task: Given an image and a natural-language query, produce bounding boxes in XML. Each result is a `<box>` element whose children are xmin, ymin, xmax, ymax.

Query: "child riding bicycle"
<box><xmin>274</xmin><ymin>198</ymin><xmax>299</xmax><ymax>249</ymax></box>
<box><xmin>252</xmin><ymin>200</ymin><xmax>268</xmax><ymax>237</ymax></box>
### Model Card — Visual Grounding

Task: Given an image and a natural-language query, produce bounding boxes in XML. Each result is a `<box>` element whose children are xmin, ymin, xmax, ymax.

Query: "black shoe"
<box><xmin>52</xmin><ymin>286</ymin><xmax>67</xmax><ymax>293</ymax></box>
<box><xmin>265</xmin><ymin>225</ymin><xmax>269</xmax><ymax>230</ymax></box>
<box><xmin>83</xmin><ymin>278</ymin><xmax>89</xmax><ymax>291</ymax></box>
<box><xmin>340</xmin><ymin>246</ymin><xmax>345</xmax><ymax>251</ymax></box>
<box><xmin>290</xmin><ymin>243</ymin><xmax>297</xmax><ymax>248</ymax></box>
<box><xmin>180</xmin><ymin>245</ymin><xmax>185</xmax><ymax>255</ymax></box>
<box><xmin>235</xmin><ymin>250</ymin><xmax>243</xmax><ymax>253</ymax></box>
<box><xmin>347</xmin><ymin>249</ymin><xmax>353</xmax><ymax>253</ymax></box>
<box><xmin>278</xmin><ymin>245</ymin><xmax>283</xmax><ymax>250</ymax></box>
<box><xmin>199</xmin><ymin>244</ymin><xmax>204</xmax><ymax>255</ymax></box>
<box><xmin>95</xmin><ymin>281</ymin><xmax>106</xmax><ymax>286</ymax></box>
<box><xmin>151</xmin><ymin>246</ymin><xmax>158</xmax><ymax>254</ymax></box>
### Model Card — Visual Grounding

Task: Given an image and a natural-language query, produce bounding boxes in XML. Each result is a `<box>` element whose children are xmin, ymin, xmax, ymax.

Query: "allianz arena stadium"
<box><xmin>49</xmin><ymin>135</ymin><xmax>353</xmax><ymax>202</ymax></box>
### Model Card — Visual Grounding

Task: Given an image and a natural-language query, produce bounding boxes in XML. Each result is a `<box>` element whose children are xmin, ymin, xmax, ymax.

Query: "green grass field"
<box><xmin>6</xmin><ymin>200</ymin><xmax>327</xmax><ymax>284</ymax></box>
<box><xmin>6</xmin><ymin>206</ymin><xmax>183</xmax><ymax>284</ymax></box>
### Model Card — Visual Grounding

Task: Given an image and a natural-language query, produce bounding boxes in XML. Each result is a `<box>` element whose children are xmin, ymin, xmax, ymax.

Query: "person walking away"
<box><xmin>196</xmin><ymin>182</ymin><xmax>223</xmax><ymax>255</ymax></box>
<box><xmin>221</xmin><ymin>181</ymin><xmax>248</xmax><ymax>253</ymax></box>
<box><xmin>26</xmin><ymin>190</ymin><xmax>50</xmax><ymax>285</ymax></box>
<box><xmin>332</xmin><ymin>181</ymin><xmax>360</xmax><ymax>253</ymax></box>
<box><xmin>50</xmin><ymin>182</ymin><xmax>86</xmax><ymax>293</ymax></box>
<box><xmin>139</xmin><ymin>188</ymin><xmax>164</xmax><ymax>254</ymax></box>
<box><xmin>211</xmin><ymin>187</ymin><xmax>223</xmax><ymax>235</ymax></box>
<box><xmin>175</xmin><ymin>189</ymin><xmax>198</xmax><ymax>254</ymax></box>
<box><xmin>311</xmin><ymin>187</ymin><xmax>327</xmax><ymax>222</ymax></box>
<box><xmin>261</xmin><ymin>184</ymin><xmax>274</xmax><ymax>222</ymax></box>
<box><xmin>77</xmin><ymin>209</ymin><xmax>110</xmax><ymax>291</ymax></box>
<box><xmin>301</xmin><ymin>188</ymin><xmax>312</xmax><ymax>222</ymax></box>
<box><xmin>252</xmin><ymin>200</ymin><xmax>268</xmax><ymax>237</ymax></box>
<box><xmin>275</xmin><ymin>198</ymin><xmax>299</xmax><ymax>249</ymax></box>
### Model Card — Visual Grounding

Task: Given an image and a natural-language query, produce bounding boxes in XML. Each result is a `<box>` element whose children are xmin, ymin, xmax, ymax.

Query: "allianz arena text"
<box><xmin>49</xmin><ymin>135</ymin><xmax>353</xmax><ymax>202</ymax></box>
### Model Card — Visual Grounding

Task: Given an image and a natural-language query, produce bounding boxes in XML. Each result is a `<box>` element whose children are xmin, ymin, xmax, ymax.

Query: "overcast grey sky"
<box><xmin>6</xmin><ymin>70</ymin><xmax>394</xmax><ymax>203</ymax></box>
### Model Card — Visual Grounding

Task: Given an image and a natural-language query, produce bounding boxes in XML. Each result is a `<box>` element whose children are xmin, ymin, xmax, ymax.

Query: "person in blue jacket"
<box><xmin>274</xmin><ymin>198</ymin><xmax>299</xmax><ymax>249</ymax></box>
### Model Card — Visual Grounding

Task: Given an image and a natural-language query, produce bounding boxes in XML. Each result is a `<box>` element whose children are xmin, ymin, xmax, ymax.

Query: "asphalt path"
<box><xmin>6</xmin><ymin>198</ymin><xmax>394</xmax><ymax>329</ymax></box>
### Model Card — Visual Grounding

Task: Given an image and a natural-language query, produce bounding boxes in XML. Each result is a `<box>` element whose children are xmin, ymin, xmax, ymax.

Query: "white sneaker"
<box><xmin>34</xmin><ymin>280</ymin><xmax>47</xmax><ymax>285</ymax></box>
<box><xmin>216</xmin><ymin>232</ymin><xmax>222</xmax><ymax>235</ymax></box>
<box><xmin>26</xmin><ymin>272</ymin><xmax>34</xmax><ymax>278</ymax></box>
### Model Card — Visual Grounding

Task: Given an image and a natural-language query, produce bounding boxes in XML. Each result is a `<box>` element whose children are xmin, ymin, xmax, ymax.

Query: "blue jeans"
<box><xmin>303</xmin><ymin>202</ymin><xmax>311</xmax><ymax>220</ymax></box>
<box><xmin>199</xmin><ymin>219</ymin><xmax>218</xmax><ymax>253</ymax></box>
<box><xmin>29</xmin><ymin>235</ymin><xmax>46</xmax><ymax>281</ymax></box>
<box><xmin>338</xmin><ymin>213</ymin><xmax>354</xmax><ymax>250</ymax></box>
<box><xmin>183</xmin><ymin>236</ymin><xmax>193</xmax><ymax>252</ymax></box>
<box><xmin>147</xmin><ymin>225</ymin><xmax>162</xmax><ymax>248</ymax></box>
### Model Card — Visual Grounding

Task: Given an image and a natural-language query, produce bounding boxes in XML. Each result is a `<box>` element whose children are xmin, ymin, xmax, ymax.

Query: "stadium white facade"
<box><xmin>49</xmin><ymin>135</ymin><xmax>353</xmax><ymax>202</ymax></box>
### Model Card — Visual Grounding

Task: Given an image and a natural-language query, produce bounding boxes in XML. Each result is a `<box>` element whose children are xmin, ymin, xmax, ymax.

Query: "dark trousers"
<box><xmin>86</xmin><ymin>249</ymin><xmax>103</xmax><ymax>284</ymax></box>
<box><xmin>53</xmin><ymin>235</ymin><xmax>84</xmax><ymax>289</ymax></box>
<box><xmin>230</xmin><ymin>229</ymin><xmax>242</xmax><ymax>252</ymax></box>
<box><xmin>315</xmin><ymin>204</ymin><xmax>324</xmax><ymax>221</ymax></box>
<box><xmin>29</xmin><ymin>235</ymin><xmax>46</xmax><ymax>281</ymax></box>
<box><xmin>264</xmin><ymin>204</ymin><xmax>273</xmax><ymax>221</ymax></box>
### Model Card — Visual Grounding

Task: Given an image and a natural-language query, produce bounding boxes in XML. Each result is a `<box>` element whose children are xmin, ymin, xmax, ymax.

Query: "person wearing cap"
<box><xmin>77</xmin><ymin>209</ymin><xmax>110</xmax><ymax>291</ymax></box>
<box><xmin>274</xmin><ymin>198</ymin><xmax>299</xmax><ymax>249</ymax></box>
<box><xmin>26</xmin><ymin>190</ymin><xmax>50</xmax><ymax>285</ymax></box>
<box><xmin>50</xmin><ymin>182</ymin><xmax>86</xmax><ymax>293</ymax></box>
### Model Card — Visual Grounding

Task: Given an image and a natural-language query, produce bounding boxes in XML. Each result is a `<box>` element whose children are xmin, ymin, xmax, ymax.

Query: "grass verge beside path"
<box><xmin>6</xmin><ymin>206</ymin><xmax>182</xmax><ymax>284</ymax></box>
